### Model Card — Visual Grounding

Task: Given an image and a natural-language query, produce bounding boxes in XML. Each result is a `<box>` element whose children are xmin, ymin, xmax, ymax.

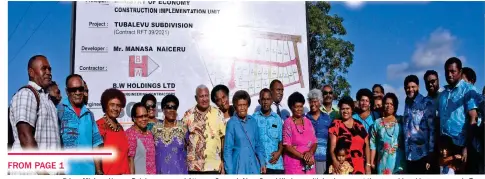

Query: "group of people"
<box><xmin>8</xmin><ymin>55</ymin><xmax>484</xmax><ymax>175</ymax></box>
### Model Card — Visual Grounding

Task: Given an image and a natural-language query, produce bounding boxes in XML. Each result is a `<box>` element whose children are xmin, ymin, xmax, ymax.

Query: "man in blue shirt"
<box><xmin>403</xmin><ymin>75</ymin><xmax>436</xmax><ymax>174</ymax></box>
<box><xmin>305</xmin><ymin>89</ymin><xmax>332</xmax><ymax>174</ymax></box>
<box><xmin>253</xmin><ymin>88</ymin><xmax>284</xmax><ymax>174</ymax></box>
<box><xmin>58</xmin><ymin>74</ymin><xmax>103</xmax><ymax>175</ymax></box>
<box><xmin>439</xmin><ymin>57</ymin><xmax>479</xmax><ymax>174</ymax></box>
<box><xmin>423</xmin><ymin>70</ymin><xmax>441</xmax><ymax>174</ymax></box>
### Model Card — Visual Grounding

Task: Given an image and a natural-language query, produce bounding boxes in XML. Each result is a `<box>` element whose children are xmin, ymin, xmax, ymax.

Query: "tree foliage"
<box><xmin>307</xmin><ymin>1</ymin><xmax>355</xmax><ymax>99</ymax></box>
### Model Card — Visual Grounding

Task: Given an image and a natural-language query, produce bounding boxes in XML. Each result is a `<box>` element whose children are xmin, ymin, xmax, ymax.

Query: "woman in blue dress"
<box><xmin>369</xmin><ymin>93</ymin><xmax>405</xmax><ymax>174</ymax></box>
<box><xmin>224</xmin><ymin>90</ymin><xmax>266</xmax><ymax>174</ymax></box>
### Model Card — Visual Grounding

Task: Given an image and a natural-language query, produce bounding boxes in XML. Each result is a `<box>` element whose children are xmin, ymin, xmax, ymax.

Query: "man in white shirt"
<box><xmin>269</xmin><ymin>80</ymin><xmax>291</xmax><ymax>120</ymax></box>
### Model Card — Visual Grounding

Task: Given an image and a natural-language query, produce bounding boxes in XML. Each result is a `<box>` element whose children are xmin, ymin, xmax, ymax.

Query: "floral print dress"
<box><xmin>369</xmin><ymin>118</ymin><xmax>405</xmax><ymax>174</ymax></box>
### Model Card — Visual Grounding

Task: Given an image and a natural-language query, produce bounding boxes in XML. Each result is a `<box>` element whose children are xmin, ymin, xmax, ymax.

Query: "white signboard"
<box><xmin>73</xmin><ymin>1</ymin><xmax>309</xmax><ymax>126</ymax></box>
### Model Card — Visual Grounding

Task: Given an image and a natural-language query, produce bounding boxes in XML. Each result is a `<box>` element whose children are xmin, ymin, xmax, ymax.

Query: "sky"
<box><xmin>8</xmin><ymin>1</ymin><xmax>485</xmax><ymax>115</ymax></box>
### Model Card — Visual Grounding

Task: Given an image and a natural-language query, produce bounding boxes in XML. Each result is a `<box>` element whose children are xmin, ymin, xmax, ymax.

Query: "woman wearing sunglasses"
<box><xmin>151</xmin><ymin>95</ymin><xmax>188</xmax><ymax>174</ymax></box>
<box><xmin>141</xmin><ymin>94</ymin><xmax>159</xmax><ymax>131</ymax></box>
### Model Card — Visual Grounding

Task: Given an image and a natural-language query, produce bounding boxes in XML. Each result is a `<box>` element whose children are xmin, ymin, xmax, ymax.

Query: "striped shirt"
<box><xmin>9</xmin><ymin>81</ymin><xmax>61</xmax><ymax>150</ymax></box>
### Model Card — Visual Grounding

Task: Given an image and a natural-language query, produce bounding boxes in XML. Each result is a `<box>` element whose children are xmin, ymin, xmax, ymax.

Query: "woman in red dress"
<box><xmin>328</xmin><ymin>96</ymin><xmax>371</xmax><ymax>174</ymax></box>
<box><xmin>96</xmin><ymin>88</ymin><xmax>131</xmax><ymax>174</ymax></box>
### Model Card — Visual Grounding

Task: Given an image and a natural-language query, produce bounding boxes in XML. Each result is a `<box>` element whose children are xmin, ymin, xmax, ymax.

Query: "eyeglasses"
<box><xmin>164</xmin><ymin>105</ymin><xmax>177</xmax><ymax>110</ymax></box>
<box><xmin>427</xmin><ymin>79</ymin><xmax>437</xmax><ymax>84</ymax></box>
<box><xmin>67</xmin><ymin>86</ymin><xmax>85</xmax><ymax>93</ymax></box>
<box><xmin>146</xmin><ymin>104</ymin><xmax>156</xmax><ymax>109</ymax></box>
<box><xmin>322</xmin><ymin>91</ymin><xmax>333</xmax><ymax>95</ymax></box>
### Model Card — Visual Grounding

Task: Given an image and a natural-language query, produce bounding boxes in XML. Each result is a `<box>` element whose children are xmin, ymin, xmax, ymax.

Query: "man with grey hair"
<box><xmin>320</xmin><ymin>85</ymin><xmax>339</xmax><ymax>120</ymax></box>
<box><xmin>305</xmin><ymin>89</ymin><xmax>332</xmax><ymax>174</ymax></box>
<box><xmin>182</xmin><ymin>84</ymin><xmax>226</xmax><ymax>174</ymax></box>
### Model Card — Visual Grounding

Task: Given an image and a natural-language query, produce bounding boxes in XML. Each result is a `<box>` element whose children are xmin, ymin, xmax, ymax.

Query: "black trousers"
<box><xmin>188</xmin><ymin>171</ymin><xmax>220</xmax><ymax>174</ymax></box>
<box><xmin>265</xmin><ymin>169</ymin><xmax>284</xmax><ymax>174</ymax></box>
<box><xmin>407</xmin><ymin>157</ymin><xmax>432</xmax><ymax>174</ymax></box>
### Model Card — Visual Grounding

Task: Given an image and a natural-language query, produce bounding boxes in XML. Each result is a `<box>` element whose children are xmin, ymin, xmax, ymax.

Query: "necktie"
<box><xmin>276</xmin><ymin>104</ymin><xmax>282</xmax><ymax>118</ymax></box>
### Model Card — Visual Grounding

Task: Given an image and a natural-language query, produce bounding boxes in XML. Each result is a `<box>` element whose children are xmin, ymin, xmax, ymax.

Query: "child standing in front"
<box><xmin>329</xmin><ymin>146</ymin><xmax>353</xmax><ymax>174</ymax></box>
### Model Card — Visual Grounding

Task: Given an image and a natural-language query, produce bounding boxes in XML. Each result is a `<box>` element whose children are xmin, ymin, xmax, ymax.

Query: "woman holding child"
<box><xmin>328</xmin><ymin>96</ymin><xmax>371</xmax><ymax>174</ymax></box>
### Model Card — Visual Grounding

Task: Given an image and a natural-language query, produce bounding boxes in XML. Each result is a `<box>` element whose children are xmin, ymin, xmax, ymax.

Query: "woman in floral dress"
<box><xmin>369</xmin><ymin>93</ymin><xmax>405</xmax><ymax>174</ymax></box>
<box><xmin>151</xmin><ymin>95</ymin><xmax>188</xmax><ymax>174</ymax></box>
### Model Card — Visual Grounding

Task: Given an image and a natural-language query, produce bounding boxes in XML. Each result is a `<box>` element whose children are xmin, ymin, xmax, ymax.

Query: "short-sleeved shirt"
<box><xmin>9</xmin><ymin>81</ymin><xmax>61</xmax><ymax>151</ymax></box>
<box><xmin>252</xmin><ymin>110</ymin><xmax>284</xmax><ymax>170</ymax></box>
<box><xmin>58</xmin><ymin>98</ymin><xmax>103</xmax><ymax>175</ymax></box>
<box><xmin>182</xmin><ymin>105</ymin><xmax>226</xmax><ymax>172</ymax></box>
<box><xmin>126</xmin><ymin>126</ymin><xmax>156</xmax><ymax>174</ymax></box>
<box><xmin>305</xmin><ymin>111</ymin><xmax>332</xmax><ymax>161</ymax></box>
<box><xmin>439</xmin><ymin>80</ymin><xmax>478</xmax><ymax>146</ymax></box>
<box><xmin>328</xmin><ymin>119</ymin><xmax>368</xmax><ymax>174</ymax></box>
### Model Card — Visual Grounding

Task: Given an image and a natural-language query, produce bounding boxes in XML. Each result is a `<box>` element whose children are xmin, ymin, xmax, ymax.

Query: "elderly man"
<box><xmin>58</xmin><ymin>74</ymin><xmax>103</xmax><ymax>175</ymax></box>
<box><xmin>320</xmin><ymin>85</ymin><xmax>339</xmax><ymax>120</ymax></box>
<box><xmin>182</xmin><ymin>85</ymin><xmax>226</xmax><ymax>174</ymax></box>
<box><xmin>9</xmin><ymin>55</ymin><xmax>61</xmax><ymax>175</ymax></box>
<box><xmin>305</xmin><ymin>89</ymin><xmax>332</xmax><ymax>174</ymax></box>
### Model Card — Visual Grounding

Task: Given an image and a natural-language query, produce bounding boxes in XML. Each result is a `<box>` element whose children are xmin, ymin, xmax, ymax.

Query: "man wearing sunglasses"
<box><xmin>320</xmin><ymin>85</ymin><xmax>339</xmax><ymax>120</ymax></box>
<box><xmin>58</xmin><ymin>74</ymin><xmax>103</xmax><ymax>175</ymax></box>
<box><xmin>423</xmin><ymin>70</ymin><xmax>441</xmax><ymax>174</ymax></box>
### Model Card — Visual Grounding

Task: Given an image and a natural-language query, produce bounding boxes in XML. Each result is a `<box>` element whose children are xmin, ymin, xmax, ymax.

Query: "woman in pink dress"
<box><xmin>283</xmin><ymin>92</ymin><xmax>318</xmax><ymax>174</ymax></box>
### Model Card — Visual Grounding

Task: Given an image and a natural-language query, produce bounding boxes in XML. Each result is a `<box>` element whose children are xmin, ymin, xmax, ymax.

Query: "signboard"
<box><xmin>72</xmin><ymin>1</ymin><xmax>309</xmax><ymax>126</ymax></box>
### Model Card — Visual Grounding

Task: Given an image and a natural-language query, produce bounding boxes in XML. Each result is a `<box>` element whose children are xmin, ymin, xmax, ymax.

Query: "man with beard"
<box><xmin>46</xmin><ymin>81</ymin><xmax>62</xmax><ymax>106</ymax></box>
<box><xmin>58</xmin><ymin>74</ymin><xmax>103</xmax><ymax>175</ymax></box>
<box><xmin>320</xmin><ymin>85</ymin><xmax>340</xmax><ymax>120</ymax></box>
<box><xmin>211</xmin><ymin>84</ymin><xmax>235</xmax><ymax>123</ymax></box>
<box><xmin>253</xmin><ymin>88</ymin><xmax>284</xmax><ymax>174</ymax></box>
<box><xmin>439</xmin><ymin>57</ymin><xmax>479</xmax><ymax>174</ymax></box>
<box><xmin>9</xmin><ymin>55</ymin><xmax>61</xmax><ymax>174</ymax></box>
<box><xmin>403</xmin><ymin>75</ymin><xmax>436</xmax><ymax>174</ymax></box>
<box><xmin>423</xmin><ymin>70</ymin><xmax>441</xmax><ymax>174</ymax></box>
<box><xmin>269</xmin><ymin>80</ymin><xmax>290</xmax><ymax>120</ymax></box>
